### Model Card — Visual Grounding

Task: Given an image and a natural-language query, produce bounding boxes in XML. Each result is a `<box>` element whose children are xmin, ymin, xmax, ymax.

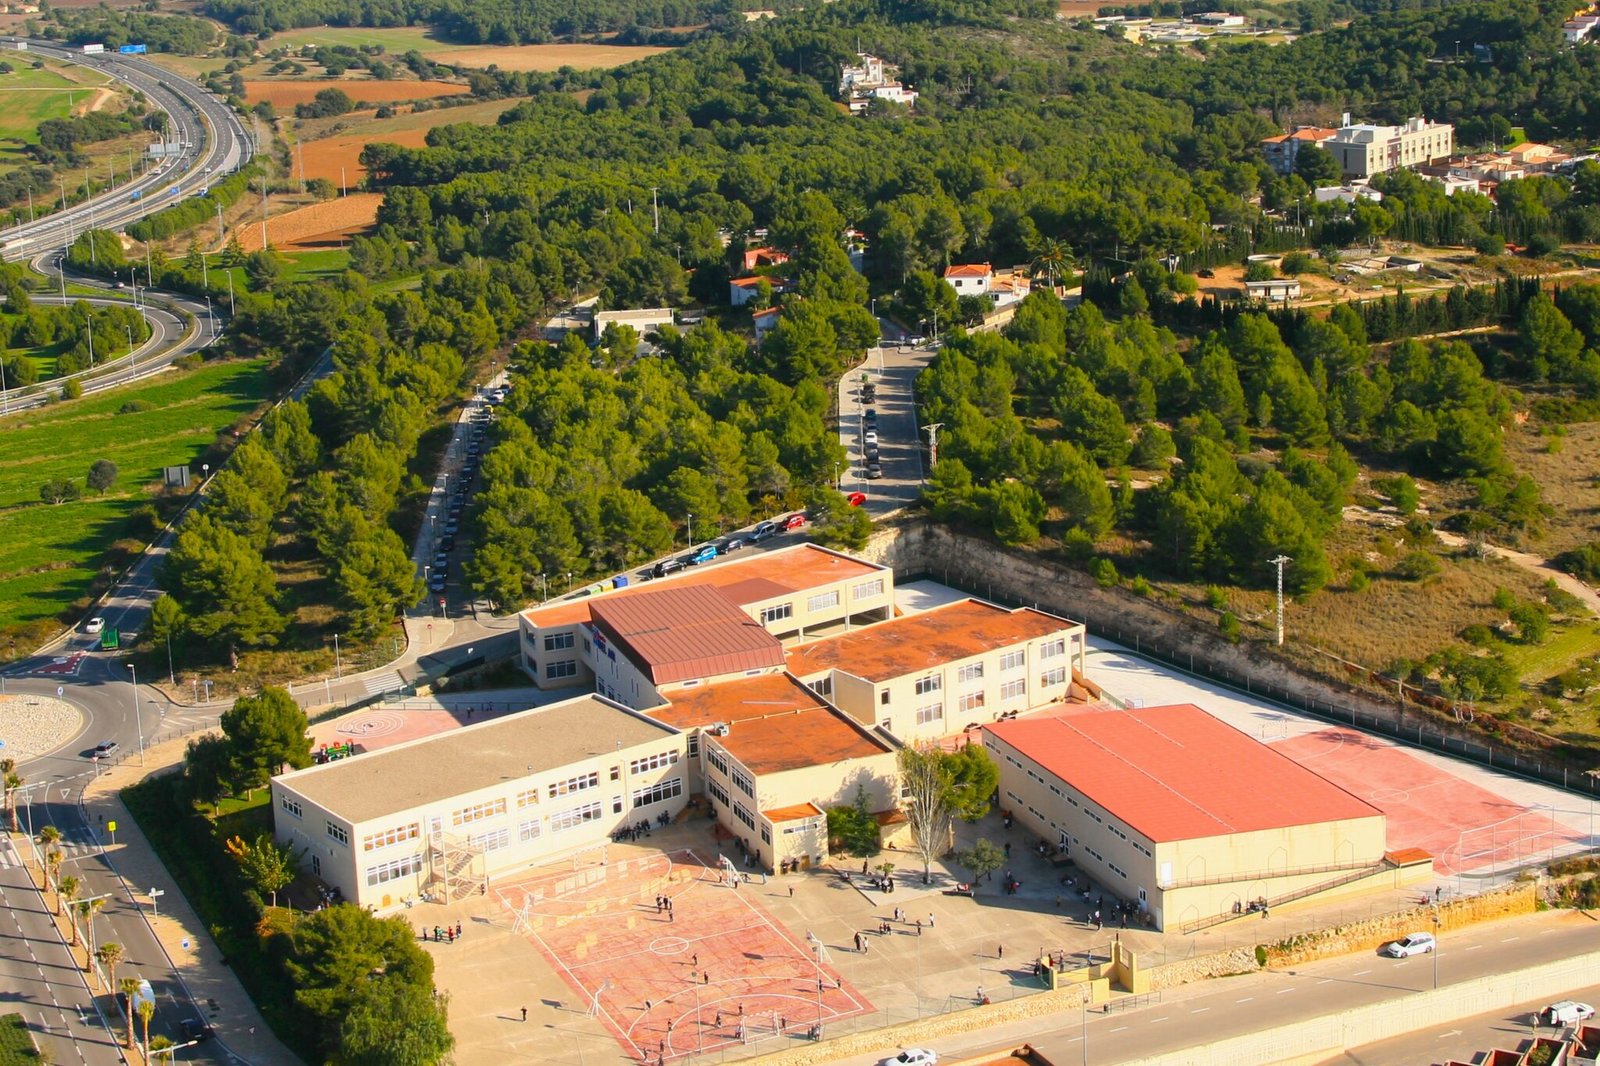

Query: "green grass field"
<box><xmin>283</xmin><ymin>248</ymin><xmax>351</xmax><ymax>282</ymax></box>
<box><xmin>0</xmin><ymin>1013</ymin><xmax>39</xmax><ymax>1065</ymax></box>
<box><xmin>0</xmin><ymin>359</ymin><xmax>270</xmax><ymax>630</ymax></box>
<box><xmin>0</xmin><ymin>59</ymin><xmax>117</xmax><ymax>173</ymax></box>
<box><xmin>263</xmin><ymin>25</ymin><xmax>454</xmax><ymax>54</ymax></box>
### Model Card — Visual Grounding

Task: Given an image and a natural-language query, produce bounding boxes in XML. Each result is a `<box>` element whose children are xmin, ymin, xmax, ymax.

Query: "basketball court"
<box><xmin>493</xmin><ymin>848</ymin><xmax>872</xmax><ymax>1062</ymax></box>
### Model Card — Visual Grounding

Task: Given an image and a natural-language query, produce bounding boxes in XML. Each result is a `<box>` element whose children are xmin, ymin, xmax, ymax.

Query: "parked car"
<box><xmin>866</xmin><ymin>460</ymin><xmax>884</xmax><ymax>479</ymax></box>
<box><xmin>879</xmin><ymin>1051</ymin><xmax>938</xmax><ymax>1066</ymax></box>
<box><xmin>119</xmin><ymin>979</ymin><xmax>154</xmax><ymax>1015</ymax></box>
<box><xmin>846</xmin><ymin>492</ymin><xmax>867</xmax><ymax>507</ymax></box>
<box><xmin>428</xmin><ymin>573</ymin><xmax>447</xmax><ymax>593</ymax></box>
<box><xmin>749</xmin><ymin>520</ymin><xmax>779</xmax><ymax>542</ymax></box>
<box><xmin>85</xmin><ymin>617</ymin><xmax>105</xmax><ymax>634</ymax></box>
<box><xmin>90</xmin><ymin>741</ymin><xmax>119</xmax><ymax>759</ymax></box>
<box><xmin>864</xmin><ymin>428</ymin><xmax>879</xmax><ymax>446</ymax></box>
<box><xmin>714</xmin><ymin>534</ymin><xmax>747</xmax><ymax>553</ymax></box>
<box><xmin>686</xmin><ymin>544</ymin><xmax>719</xmax><ymax>565</ymax></box>
<box><xmin>432</xmin><ymin>555</ymin><xmax>449</xmax><ymax>575</ymax></box>
<box><xmin>1543</xmin><ymin>1001</ymin><xmax>1595</xmax><ymax>1026</ymax></box>
<box><xmin>866</xmin><ymin>444</ymin><xmax>881</xmax><ymax>462</ymax></box>
<box><xmin>440</xmin><ymin>534</ymin><xmax>456</xmax><ymax>552</ymax></box>
<box><xmin>782</xmin><ymin>513</ymin><xmax>807</xmax><ymax>530</ymax></box>
<box><xmin>179</xmin><ymin>1018</ymin><xmax>215</xmax><ymax>1042</ymax></box>
<box><xmin>444</xmin><ymin>518</ymin><xmax>459</xmax><ymax>536</ymax></box>
<box><xmin>1381</xmin><ymin>932</ymin><xmax>1436</xmax><ymax>958</ymax></box>
<box><xmin>652</xmin><ymin>558</ymin><xmax>686</xmax><ymax>578</ymax></box>
<box><xmin>864</xmin><ymin>408</ymin><xmax>878</xmax><ymax>424</ymax></box>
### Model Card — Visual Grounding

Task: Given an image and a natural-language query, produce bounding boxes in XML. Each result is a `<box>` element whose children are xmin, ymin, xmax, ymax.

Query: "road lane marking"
<box><xmin>1353</xmin><ymin>969</ymin><xmax>1371</xmax><ymax>976</ymax></box>
<box><xmin>1111</xmin><ymin>1026</ymin><xmax>1127</xmax><ymax>1033</ymax></box>
<box><xmin>1501</xmin><ymin>936</ymin><xmax>1520</xmax><ymax>943</ymax></box>
<box><xmin>1191</xmin><ymin>1007</ymin><xmax>1209</xmax><ymax>1014</ymax></box>
<box><xmin>1236</xmin><ymin>997</ymin><xmax>1253</xmax><ymax>1003</ymax></box>
<box><xmin>1276</xmin><ymin>988</ymin><xmax>1295</xmax><ymax>994</ymax></box>
<box><xmin>1465</xmin><ymin>944</ymin><xmax>1482</xmax><ymax>951</ymax></box>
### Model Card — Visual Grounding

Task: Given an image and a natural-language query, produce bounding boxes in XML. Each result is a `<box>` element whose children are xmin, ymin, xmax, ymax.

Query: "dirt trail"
<box><xmin>1433</xmin><ymin>528</ymin><xmax>1600</xmax><ymax>617</ymax></box>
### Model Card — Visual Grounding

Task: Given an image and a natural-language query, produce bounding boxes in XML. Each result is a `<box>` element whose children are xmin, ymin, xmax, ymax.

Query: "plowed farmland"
<box><xmin>430</xmin><ymin>43</ymin><xmax>671</xmax><ymax>70</ymax></box>
<box><xmin>237</xmin><ymin>193</ymin><xmax>382</xmax><ymax>252</ymax></box>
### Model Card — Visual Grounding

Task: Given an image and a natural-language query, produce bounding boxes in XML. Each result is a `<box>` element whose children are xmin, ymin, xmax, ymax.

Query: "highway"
<box><xmin>0</xmin><ymin>39</ymin><xmax>253</xmax><ymax>263</ymax></box>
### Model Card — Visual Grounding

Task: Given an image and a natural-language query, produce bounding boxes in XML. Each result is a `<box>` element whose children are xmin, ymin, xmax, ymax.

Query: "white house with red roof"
<box><xmin>944</xmin><ymin>263</ymin><xmax>993</xmax><ymax>295</ymax></box>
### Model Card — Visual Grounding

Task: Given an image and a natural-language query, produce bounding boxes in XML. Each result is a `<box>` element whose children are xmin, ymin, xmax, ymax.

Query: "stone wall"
<box><xmin>1145</xmin><ymin>946</ymin><xmax>1260</xmax><ymax>992</ymax></box>
<box><xmin>1263</xmin><ymin>880</ymin><xmax>1536</xmax><ymax>967</ymax></box>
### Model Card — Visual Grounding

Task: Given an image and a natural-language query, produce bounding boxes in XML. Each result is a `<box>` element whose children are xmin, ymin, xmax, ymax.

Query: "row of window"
<box><xmin>326</xmin><ymin>821</ymin><xmax>348</xmax><ymax>845</ymax></box>
<box><xmin>630</xmin><ymin>750</ymin><xmax>680</xmax><ymax>774</ymax></box>
<box><xmin>1107</xmin><ymin>861</ymin><xmax>1127</xmax><ymax>880</ymax></box>
<box><xmin>362</xmin><ymin>822</ymin><xmax>420</xmax><ymax>852</ymax></box>
<box><xmin>760</xmin><ymin>603</ymin><xmax>793</xmax><ymax>625</ymax></box>
<box><xmin>706</xmin><ymin>747</ymin><xmax>728</xmax><ymax>775</ymax></box>
<box><xmin>733</xmin><ymin>802</ymin><xmax>756</xmax><ymax>831</ymax></box>
<box><xmin>281</xmin><ymin>796</ymin><xmax>302</xmax><ymax>819</ymax></box>
<box><xmin>708</xmin><ymin>780</ymin><xmax>729</xmax><ymax>807</ymax></box>
<box><xmin>469</xmin><ymin>828</ymin><xmax>511</xmax><ymax>852</ymax></box>
<box><xmin>365</xmin><ymin>854</ymin><xmax>423</xmax><ymax>886</ymax></box>
<box><xmin>453</xmin><ymin>799</ymin><xmax>507</xmax><ymax>827</ymax></box>
<box><xmin>731</xmin><ymin>767</ymin><xmax>755</xmax><ymax>797</ymax></box>
<box><xmin>549</xmin><ymin>771</ymin><xmax>599</xmax><ymax>798</ymax></box>
<box><xmin>543</xmin><ymin>631</ymin><xmax>575</xmax><ymax>652</ymax></box>
<box><xmin>632</xmin><ymin>777</ymin><xmax>682</xmax><ymax>809</ymax></box>
<box><xmin>916</xmin><ymin>702</ymin><xmax>943</xmax><ymax>725</ymax></box>
<box><xmin>546</xmin><ymin>659</ymin><xmax>578</xmax><ymax>680</ymax></box>
<box><xmin>550</xmin><ymin>801</ymin><xmax>603</xmax><ymax>833</ymax></box>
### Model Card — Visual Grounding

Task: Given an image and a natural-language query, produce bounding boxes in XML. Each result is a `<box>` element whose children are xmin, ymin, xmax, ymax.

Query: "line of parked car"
<box><xmin>861</xmin><ymin>384</ymin><xmax>883</xmax><ymax>479</ymax></box>
<box><xmin>428</xmin><ymin>393</ymin><xmax>500</xmax><ymax>594</ymax></box>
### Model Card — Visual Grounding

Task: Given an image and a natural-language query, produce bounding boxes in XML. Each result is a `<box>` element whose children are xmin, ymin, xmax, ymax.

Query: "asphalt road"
<box><xmin>837</xmin><ymin>337</ymin><xmax>933</xmax><ymax>516</ymax></box>
<box><xmin>0</xmin><ymin>40</ymin><xmax>253</xmax><ymax>263</ymax></box>
<box><xmin>835</xmin><ymin>911</ymin><xmax>1600</xmax><ymax>1066</ymax></box>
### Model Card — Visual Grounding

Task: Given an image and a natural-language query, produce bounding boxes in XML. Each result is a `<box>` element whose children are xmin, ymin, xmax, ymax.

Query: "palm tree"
<box><xmin>147</xmin><ymin>1035</ymin><xmax>174</xmax><ymax>1063</ymax></box>
<box><xmin>1029</xmin><ymin>237</ymin><xmax>1076</xmax><ymax>293</ymax></box>
<box><xmin>118</xmin><ymin>977</ymin><xmax>140</xmax><ymax>1050</ymax></box>
<box><xmin>79</xmin><ymin>898</ymin><xmax>106</xmax><ymax>962</ymax></box>
<box><xmin>44</xmin><ymin>848</ymin><xmax>62</xmax><ymax>896</ymax></box>
<box><xmin>38</xmin><ymin>824</ymin><xmax>61</xmax><ymax>850</ymax></box>
<box><xmin>58</xmin><ymin>874</ymin><xmax>80</xmax><ymax>924</ymax></box>
<box><xmin>0</xmin><ymin>758</ymin><xmax>20</xmax><ymax>831</ymax></box>
<box><xmin>137</xmin><ymin>998</ymin><xmax>154</xmax><ymax>1060</ymax></box>
<box><xmin>96</xmin><ymin>941</ymin><xmax>123</xmax><ymax>993</ymax></box>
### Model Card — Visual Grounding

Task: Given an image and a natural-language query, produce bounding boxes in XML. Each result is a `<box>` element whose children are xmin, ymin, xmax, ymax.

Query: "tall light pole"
<box><xmin>805</xmin><ymin>930</ymin><xmax>826</xmax><ymax>1039</ymax></box>
<box><xmin>125</xmin><ymin>663</ymin><xmax>146</xmax><ymax>766</ymax></box>
<box><xmin>921</xmin><ymin>422</ymin><xmax>944</xmax><ymax>468</ymax></box>
<box><xmin>1270</xmin><ymin>554</ymin><xmax>1292</xmax><ymax>646</ymax></box>
<box><xmin>165</xmin><ymin>629</ymin><xmax>175</xmax><ymax>687</ymax></box>
<box><xmin>686</xmin><ymin>512</ymin><xmax>694</xmax><ymax>549</ymax></box>
<box><xmin>333</xmin><ymin>633</ymin><xmax>342</xmax><ymax>678</ymax></box>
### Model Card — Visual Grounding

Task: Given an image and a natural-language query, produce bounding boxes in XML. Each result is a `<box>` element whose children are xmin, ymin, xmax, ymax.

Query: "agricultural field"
<box><xmin>0</xmin><ymin>359</ymin><xmax>270</xmax><ymax>634</ymax></box>
<box><xmin>259</xmin><ymin>25</ymin><xmax>456</xmax><ymax>54</ymax></box>
<box><xmin>0</xmin><ymin>58</ymin><xmax>119</xmax><ymax>174</ymax></box>
<box><xmin>296</xmin><ymin>97</ymin><xmax>523</xmax><ymax>184</ymax></box>
<box><xmin>429</xmin><ymin>42</ymin><xmax>672</xmax><ymax>70</ymax></box>
<box><xmin>242</xmin><ymin>78</ymin><xmax>470</xmax><ymax>108</ymax></box>
<box><xmin>237</xmin><ymin>193</ymin><xmax>383</xmax><ymax>252</ymax></box>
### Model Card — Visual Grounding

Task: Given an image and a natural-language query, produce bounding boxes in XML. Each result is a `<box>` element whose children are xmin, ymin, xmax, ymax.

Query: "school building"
<box><xmin>270</xmin><ymin>696</ymin><xmax>691</xmax><ymax>910</ymax></box>
<box><xmin>984</xmin><ymin>704</ymin><xmax>1397</xmax><ymax>932</ymax></box>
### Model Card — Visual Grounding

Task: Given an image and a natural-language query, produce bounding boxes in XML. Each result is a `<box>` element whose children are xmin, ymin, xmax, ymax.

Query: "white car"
<box><xmin>1381</xmin><ymin>932</ymin><xmax>1436</xmax><ymax>957</ymax></box>
<box><xmin>84</xmin><ymin>617</ymin><xmax>105</xmax><ymax>635</ymax></box>
<box><xmin>1542</xmin><ymin>1000</ymin><xmax>1595</xmax><ymax>1026</ymax></box>
<box><xmin>879</xmin><ymin>1052</ymin><xmax>938</xmax><ymax>1066</ymax></box>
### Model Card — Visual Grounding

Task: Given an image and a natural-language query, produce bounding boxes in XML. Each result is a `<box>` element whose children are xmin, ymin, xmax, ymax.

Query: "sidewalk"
<box><xmin>80</xmin><ymin>739</ymin><xmax>302</xmax><ymax>1066</ymax></box>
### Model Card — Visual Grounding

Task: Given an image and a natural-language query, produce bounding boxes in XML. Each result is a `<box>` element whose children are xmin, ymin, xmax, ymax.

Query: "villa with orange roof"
<box><xmin>943</xmin><ymin>262</ymin><xmax>993</xmax><ymax>296</ymax></box>
<box><xmin>1260</xmin><ymin>126</ymin><xmax>1339</xmax><ymax>175</ymax></box>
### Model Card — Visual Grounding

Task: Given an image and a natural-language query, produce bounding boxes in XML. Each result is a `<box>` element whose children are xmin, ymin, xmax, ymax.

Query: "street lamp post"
<box><xmin>125</xmin><ymin>663</ymin><xmax>146</xmax><ymax>766</ymax></box>
<box><xmin>686</xmin><ymin>513</ymin><xmax>694</xmax><ymax>548</ymax></box>
<box><xmin>166</xmin><ymin>631</ymin><xmax>175</xmax><ymax>686</ymax></box>
<box><xmin>540</xmin><ymin>573</ymin><xmax>548</xmax><ymax>603</ymax></box>
<box><xmin>333</xmin><ymin>633</ymin><xmax>342</xmax><ymax>678</ymax></box>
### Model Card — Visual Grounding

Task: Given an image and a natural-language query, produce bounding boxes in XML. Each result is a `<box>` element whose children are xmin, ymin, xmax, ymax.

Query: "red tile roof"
<box><xmin>786</xmin><ymin>599</ymin><xmax>1077</xmax><ymax>683</ymax></box>
<box><xmin>943</xmin><ymin>263</ymin><xmax>992</xmax><ymax>278</ymax></box>
<box><xmin>521</xmin><ymin>544</ymin><xmax>886</xmax><ymax>629</ymax></box>
<box><xmin>986</xmin><ymin>705</ymin><xmax>1382</xmax><ymax>843</ymax></box>
<box><xmin>651</xmin><ymin>673</ymin><xmax>892</xmax><ymax>774</ymax></box>
<box><xmin>590</xmin><ymin>585</ymin><xmax>784</xmax><ymax>684</ymax></box>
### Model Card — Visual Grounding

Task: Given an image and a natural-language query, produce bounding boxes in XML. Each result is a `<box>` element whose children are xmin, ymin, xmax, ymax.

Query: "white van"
<box><xmin>1542</xmin><ymin>1001</ymin><xmax>1595</xmax><ymax>1027</ymax></box>
<box><xmin>120</xmin><ymin>977</ymin><xmax>154</xmax><ymax>1015</ymax></box>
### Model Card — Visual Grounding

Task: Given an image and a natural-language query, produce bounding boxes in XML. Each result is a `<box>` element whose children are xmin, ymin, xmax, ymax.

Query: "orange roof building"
<box><xmin>1261</xmin><ymin>126</ymin><xmax>1339</xmax><ymax>175</ymax></box>
<box><xmin>943</xmin><ymin>262</ymin><xmax>993</xmax><ymax>295</ymax></box>
<box><xmin>786</xmin><ymin>598</ymin><xmax>1086</xmax><ymax>743</ymax></box>
<box><xmin>983</xmin><ymin>705</ymin><xmax>1394</xmax><ymax>931</ymax></box>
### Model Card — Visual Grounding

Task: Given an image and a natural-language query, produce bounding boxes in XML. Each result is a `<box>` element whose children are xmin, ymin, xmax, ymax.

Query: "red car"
<box><xmin>783</xmin><ymin>513</ymin><xmax>807</xmax><ymax>530</ymax></box>
<box><xmin>846</xmin><ymin>492</ymin><xmax>867</xmax><ymax>507</ymax></box>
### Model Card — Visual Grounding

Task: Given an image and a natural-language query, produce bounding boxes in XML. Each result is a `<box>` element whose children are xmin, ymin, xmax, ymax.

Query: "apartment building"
<box><xmin>1324</xmin><ymin>116</ymin><xmax>1454</xmax><ymax>179</ymax></box>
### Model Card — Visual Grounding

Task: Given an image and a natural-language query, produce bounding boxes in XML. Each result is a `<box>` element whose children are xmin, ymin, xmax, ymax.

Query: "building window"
<box><xmin>516</xmin><ymin>788</ymin><xmax>539</xmax><ymax>808</ymax></box>
<box><xmin>1041</xmin><ymin>667</ymin><xmax>1067</xmax><ymax>687</ymax></box>
<box><xmin>325</xmin><ymin>821</ymin><xmax>348</xmax><ymax>846</ymax></box>
<box><xmin>612</xmin><ymin>795</ymin><xmax>624</xmax><ymax>814</ymax></box>
<box><xmin>610</xmin><ymin>765</ymin><xmax>621</xmax><ymax>781</ymax></box>
<box><xmin>632</xmin><ymin>777</ymin><xmax>683</xmax><ymax>809</ymax></box>
<box><xmin>361</xmin><ymin>823</ymin><xmax>420</xmax><ymax>852</ymax></box>
<box><xmin>760</xmin><ymin>824</ymin><xmax>772</xmax><ymax>845</ymax></box>
<box><xmin>469</xmin><ymin>828</ymin><xmax>510</xmax><ymax>852</ymax></box>
<box><xmin>807</xmin><ymin>590</ymin><xmax>840</xmax><ymax>612</ymax></box>
<box><xmin>733</xmin><ymin>802</ymin><xmax>756</xmax><ymax>831</ymax></box>
<box><xmin>1041</xmin><ymin>639</ymin><xmax>1066</xmax><ymax>659</ymax></box>
<box><xmin>311</xmin><ymin>854</ymin><xmax>321</xmax><ymax>876</ymax></box>
<box><xmin>915</xmin><ymin>702</ymin><xmax>944</xmax><ymax>725</ymax></box>
<box><xmin>708</xmin><ymin>780</ymin><xmax>729</xmax><ymax>807</ymax></box>
<box><xmin>958</xmin><ymin>691</ymin><xmax>985</xmax><ymax>714</ymax></box>
<box><xmin>880</xmin><ymin>690</ymin><xmax>890</xmax><ymax>705</ymax></box>
<box><xmin>731</xmin><ymin>767</ymin><xmax>755</xmax><ymax>797</ymax></box>
<box><xmin>852</xmin><ymin>578</ymin><xmax>885</xmax><ymax>600</ymax></box>
<box><xmin>279</xmin><ymin>797</ymin><xmax>302</xmax><ymax>819</ymax></box>
<box><xmin>452</xmin><ymin>799</ymin><xmax>507</xmax><ymax>826</ymax></box>
<box><xmin>548</xmin><ymin>771</ymin><xmax>599</xmax><ymax>799</ymax></box>
<box><xmin>957</xmin><ymin>663</ymin><xmax>984</xmax><ymax>683</ymax></box>
<box><xmin>687</xmin><ymin>734</ymin><xmax>699</xmax><ymax>757</ymax></box>
<box><xmin>1000</xmin><ymin>679</ymin><xmax>1027</xmax><ymax>702</ymax></box>
<box><xmin>365</xmin><ymin>854</ymin><xmax>423</xmax><ymax>886</ymax></box>
<box><xmin>914</xmin><ymin>675</ymin><xmax>941</xmax><ymax>696</ymax></box>
<box><xmin>546</xmin><ymin>659</ymin><xmax>578</xmax><ymax>680</ymax></box>
<box><xmin>1000</xmin><ymin>650</ymin><xmax>1025</xmax><ymax>671</ymax></box>
<box><xmin>760</xmin><ymin>603</ymin><xmax>793</xmax><ymax>625</ymax></box>
<box><xmin>706</xmin><ymin>747</ymin><xmax>728</xmax><ymax>775</ymax></box>
<box><xmin>629</xmin><ymin>751</ymin><xmax>681</xmax><ymax>774</ymax></box>
<box><xmin>543</xmin><ymin>631</ymin><xmax>575</xmax><ymax>652</ymax></box>
<box><xmin>550</xmin><ymin>801</ymin><xmax>603</xmax><ymax>833</ymax></box>
<box><xmin>519</xmin><ymin>819</ymin><xmax>542</xmax><ymax>842</ymax></box>
<box><xmin>809</xmin><ymin>676</ymin><xmax>833</xmax><ymax>699</ymax></box>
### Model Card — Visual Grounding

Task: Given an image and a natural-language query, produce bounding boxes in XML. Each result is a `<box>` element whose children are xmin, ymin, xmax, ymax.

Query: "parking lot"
<box><xmin>836</xmin><ymin>342</ymin><xmax>933</xmax><ymax>517</ymax></box>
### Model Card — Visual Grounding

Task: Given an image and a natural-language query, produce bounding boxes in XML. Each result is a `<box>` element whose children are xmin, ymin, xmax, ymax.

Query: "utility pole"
<box><xmin>1271</xmin><ymin>554</ymin><xmax>1292</xmax><ymax>646</ymax></box>
<box><xmin>921</xmin><ymin>422</ymin><xmax>944</xmax><ymax>468</ymax></box>
<box><xmin>651</xmin><ymin>186</ymin><xmax>659</xmax><ymax>235</ymax></box>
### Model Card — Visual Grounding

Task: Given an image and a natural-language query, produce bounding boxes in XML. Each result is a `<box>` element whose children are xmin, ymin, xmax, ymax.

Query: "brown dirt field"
<box><xmin>237</xmin><ymin>192</ymin><xmax>382</xmax><ymax>253</ymax></box>
<box><xmin>1058</xmin><ymin>0</ymin><xmax>1110</xmax><ymax>14</ymax></box>
<box><xmin>299</xmin><ymin>127</ymin><xmax>431</xmax><ymax>185</ymax></box>
<box><xmin>243</xmin><ymin>79</ymin><xmax>469</xmax><ymax>107</ymax></box>
<box><xmin>430</xmin><ymin>43</ymin><xmax>671</xmax><ymax>71</ymax></box>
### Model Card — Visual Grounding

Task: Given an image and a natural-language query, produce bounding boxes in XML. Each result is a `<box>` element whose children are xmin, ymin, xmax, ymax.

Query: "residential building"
<box><xmin>1312</xmin><ymin>183</ymin><xmax>1383</xmax><ymax>205</ymax></box>
<box><xmin>740</xmin><ymin>246</ymin><xmax>789</xmax><ymax>273</ymax></box>
<box><xmin>752</xmin><ymin>306</ymin><xmax>782</xmax><ymax>341</ymax></box>
<box><xmin>730</xmin><ymin>276</ymin><xmax>783</xmax><ymax>307</ymax></box>
<box><xmin>1192</xmin><ymin>11</ymin><xmax>1244</xmax><ymax>26</ymax></box>
<box><xmin>270</xmin><ymin>696</ymin><xmax>689</xmax><ymax>910</ymax></box>
<box><xmin>518</xmin><ymin>544</ymin><xmax>895</xmax><ymax>693</ymax></box>
<box><xmin>650</xmin><ymin>673</ymin><xmax>900</xmax><ymax>872</ymax></box>
<box><xmin>593</xmin><ymin>308</ymin><xmax>674</xmax><ymax>342</ymax></box>
<box><xmin>1565</xmin><ymin>14</ymin><xmax>1599</xmax><ymax>41</ymax></box>
<box><xmin>943</xmin><ymin>263</ymin><xmax>993</xmax><ymax>296</ymax></box>
<box><xmin>984</xmin><ymin>705</ymin><xmax>1397</xmax><ymax>931</ymax></box>
<box><xmin>1260</xmin><ymin>127</ymin><xmax>1338</xmax><ymax>176</ymax></box>
<box><xmin>1323</xmin><ymin>116</ymin><xmax>1454</xmax><ymax>179</ymax></box>
<box><xmin>1244</xmin><ymin>278</ymin><xmax>1302</xmax><ymax>302</ymax></box>
<box><xmin>786</xmin><ymin>599</ymin><xmax>1086</xmax><ymax>743</ymax></box>
<box><xmin>838</xmin><ymin>52</ymin><xmax>917</xmax><ymax>114</ymax></box>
